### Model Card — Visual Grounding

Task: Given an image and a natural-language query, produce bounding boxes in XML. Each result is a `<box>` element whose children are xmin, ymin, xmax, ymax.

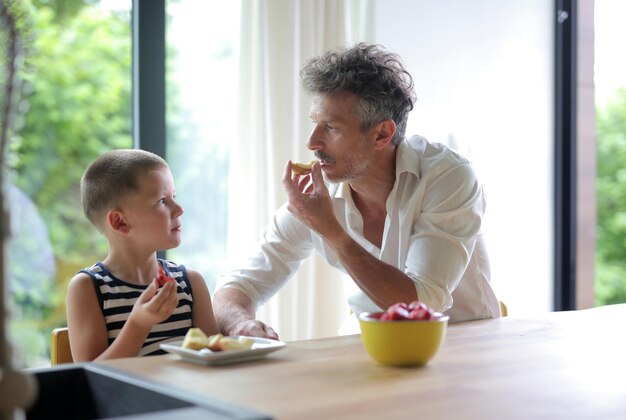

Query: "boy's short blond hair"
<box><xmin>81</xmin><ymin>149</ymin><xmax>168</xmax><ymax>231</ymax></box>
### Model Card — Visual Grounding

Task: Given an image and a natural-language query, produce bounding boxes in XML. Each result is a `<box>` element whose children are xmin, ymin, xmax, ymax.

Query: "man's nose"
<box><xmin>306</xmin><ymin>125</ymin><xmax>323</xmax><ymax>150</ymax></box>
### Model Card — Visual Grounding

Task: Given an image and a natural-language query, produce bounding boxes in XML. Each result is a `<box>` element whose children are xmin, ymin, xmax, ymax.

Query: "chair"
<box><xmin>50</xmin><ymin>327</ymin><xmax>73</xmax><ymax>365</ymax></box>
<box><xmin>499</xmin><ymin>301</ymin><xmax>508</xmax><ymax>317</ymax></box>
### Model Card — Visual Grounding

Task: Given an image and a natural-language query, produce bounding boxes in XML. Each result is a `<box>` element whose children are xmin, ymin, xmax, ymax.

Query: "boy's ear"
<box><xmin>107</xmin><ymin>209</ymin><xmax>131</xmax><ymax>234</ymax></box>
<box><xmin>372</xmin><ymin>119</ymin><xmax>396</xmax><ymax>150</ymax></box>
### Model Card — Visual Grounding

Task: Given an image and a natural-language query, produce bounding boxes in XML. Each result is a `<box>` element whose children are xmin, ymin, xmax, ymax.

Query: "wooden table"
<box><xmin>101</xmin><ymin>304</ymin><xmax>626</xmax><ymax>419</ymax></box>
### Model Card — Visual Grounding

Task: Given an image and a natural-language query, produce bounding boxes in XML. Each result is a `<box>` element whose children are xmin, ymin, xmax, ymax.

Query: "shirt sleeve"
<box><xmin>405</xmin><ymin>162</ymin><xmax>485</xmax><ymax>312</ymax></box>
<box><xmin>217</xmin><ymin>204</ymin><xmax>314</xmax><ymax>308</ymax></box>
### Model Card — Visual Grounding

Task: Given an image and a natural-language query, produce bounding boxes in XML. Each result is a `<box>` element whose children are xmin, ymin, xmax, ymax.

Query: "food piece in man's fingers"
<box><xmin>291</xmin><ymin>160</ymin><xmax>319</xmax><ymax>175</ymax></box>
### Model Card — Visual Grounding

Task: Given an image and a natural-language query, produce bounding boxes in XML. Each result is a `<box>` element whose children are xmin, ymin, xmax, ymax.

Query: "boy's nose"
<box><xmin>173</xmin><ymin>202</ymin><xmax>184</xmax><ymax>216</ymax></box>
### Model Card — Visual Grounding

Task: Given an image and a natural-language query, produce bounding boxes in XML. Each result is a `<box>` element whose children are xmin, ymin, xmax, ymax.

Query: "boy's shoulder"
<box><xmin>77</xmin><ymin>261</ymin><xmax>115</xmax><ymax>284</ymax></box>
<box><xmin>79</xmin><ymin>261</ymin><xmax>104</xmax><ymax>274</ymax></box>
<box><xmin>68</xmin><ymin>269</ymin><xmax>94</xmax><ymax>285</ymax></box>
<box><xmin>67</xmin><ymin>267</ymin><xmax>99</xmax><ymax>297</ymax></box>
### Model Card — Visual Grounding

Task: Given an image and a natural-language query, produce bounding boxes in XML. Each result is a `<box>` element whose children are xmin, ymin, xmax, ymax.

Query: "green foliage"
<box><xmin>596</xmin><ymin>88</ymin><xmax>626</xmax><ymax>305</ymax></box>
<box><xmin>1</xmin><ymin>0</ymin><xmax>31</xmax><ymax>159</ymax></box>
<box><xmin>13</xmin><ymin>3</ymin><xmax>131</xmax><ymax>258</ymax></box>
<box><xmin>595</xmin><ymin>261</ymin><xmax>626</xmax><ymax>305</ymax></box>
<box><xmin>31</xmin><ymin>0</ymin><xmax>89</xmax><ymax>23</ymax></box>
<box><xmin>7</xmin><ymin>0</ymin><xmax>132</xmax><ymax>367</ymax></box>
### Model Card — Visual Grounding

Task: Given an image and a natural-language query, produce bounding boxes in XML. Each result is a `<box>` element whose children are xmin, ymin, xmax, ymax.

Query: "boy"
<box><xmin>66</xmin><ymin>149</ymin><xmax>219</xmax><ymax>361</ymax></box>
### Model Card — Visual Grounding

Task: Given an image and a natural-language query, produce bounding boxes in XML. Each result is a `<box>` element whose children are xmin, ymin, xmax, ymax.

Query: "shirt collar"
<box><xmin>395</xmin><ymin>138</ymin><xmax>421</xmax><ymax>181</ymax></box>
<box><xmin>334</xmin><ymin>179</ymin><xmax>353</xmax><ymax>202</ymax></box>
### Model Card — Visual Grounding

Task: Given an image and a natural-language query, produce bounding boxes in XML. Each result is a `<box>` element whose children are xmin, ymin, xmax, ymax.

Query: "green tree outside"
<box><xmin>596</xmin><ymin>88</ymin><xmax>626</xmax><ymax>305</ymax></box>
<box><xmin>8</xmin><ymin>1</ymin><xmax>131</xmax><ymax>366</ymax></box>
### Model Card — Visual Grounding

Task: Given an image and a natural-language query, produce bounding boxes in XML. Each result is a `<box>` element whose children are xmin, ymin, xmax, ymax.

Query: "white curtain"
<box><xmin>226</xmin><ymin>0</ymin><xmax>372</xmax><ymax>341</ymax></box>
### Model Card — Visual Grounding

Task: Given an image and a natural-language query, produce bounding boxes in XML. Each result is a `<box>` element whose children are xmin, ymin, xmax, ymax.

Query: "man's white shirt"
<box><xmin>219</xmin><ymin>135</ymin><xmax>501</xmax><ymax>322</ymax></box>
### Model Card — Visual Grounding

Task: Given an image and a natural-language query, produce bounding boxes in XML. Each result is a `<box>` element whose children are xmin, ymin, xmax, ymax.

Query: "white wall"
<box><xmin>373</xmin><ymin>0</ymin><xmax>555</xmax><ymax>315</ymax></box>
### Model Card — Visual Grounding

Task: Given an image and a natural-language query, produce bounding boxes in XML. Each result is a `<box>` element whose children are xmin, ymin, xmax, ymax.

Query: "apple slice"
<box><xmin>181</xmin><ymin>328</ymin><xmax>210</xmax><ymax>350</ymax></box>
<box><xmin>291</xmin><ymin>160</ymin><xmax>319</xmax><ymax>175</ymax></box>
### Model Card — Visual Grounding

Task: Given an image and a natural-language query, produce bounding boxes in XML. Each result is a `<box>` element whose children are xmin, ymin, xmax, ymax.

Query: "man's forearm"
<box><xmin>328</xmin><ymin>231</ymin><xmax>418</xmax><ymax>308</ymax></box>
<box><xmin>213</xmin><ymin>286</ymin><xmax>256</xmax><ymax>335</ymax></box>
<box><xmin>213</xmin><ymin>286</ymin><xmax>279</xmax><ymax>339</ymax></box>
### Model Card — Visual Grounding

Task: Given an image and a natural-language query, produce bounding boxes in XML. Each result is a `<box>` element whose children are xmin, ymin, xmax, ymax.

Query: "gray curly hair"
<box><xmin>300</xmin><ymin>43</ymin><xmax>416</xmax><ymax>145</ymax></box>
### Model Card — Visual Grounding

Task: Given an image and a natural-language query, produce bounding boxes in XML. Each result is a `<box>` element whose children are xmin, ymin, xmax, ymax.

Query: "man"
<box><xmin>213</xmin><ymin>43</ymin><xmax>500</xmax><ymax>339</ymax></box>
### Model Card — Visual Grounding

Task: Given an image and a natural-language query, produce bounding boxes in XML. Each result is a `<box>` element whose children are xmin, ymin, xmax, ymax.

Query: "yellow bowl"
<box><xmin>358</xmin><ymin>312</ymin><xmax>449</xmax><ymax>366</ymax></box>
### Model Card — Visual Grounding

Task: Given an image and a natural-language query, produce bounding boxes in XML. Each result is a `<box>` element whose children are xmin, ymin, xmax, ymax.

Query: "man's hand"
<box><xmin>213</xmin><ymin>286</ymin><xmax>280</xmax><ymax>340</ymax></box>
<box><xmin>283</xmin><ymin>160</ymin><xmax>342</xmax><ymax>240</ymax></box>
<box><xmin>228</xmin><ymin>319</ymin><xmax>279</xmax><ymax>340</ymax></box>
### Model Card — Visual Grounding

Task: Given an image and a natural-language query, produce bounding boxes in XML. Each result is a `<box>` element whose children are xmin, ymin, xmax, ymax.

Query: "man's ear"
<box><xmin>107</xmin><ymin>209</ymin><xmax>131</xmax><ymax>234</ymax></box>
<box><xmin>372</xmin><ymin>119</ymin><xmax>396</xmax><ymax>150</ymax></box>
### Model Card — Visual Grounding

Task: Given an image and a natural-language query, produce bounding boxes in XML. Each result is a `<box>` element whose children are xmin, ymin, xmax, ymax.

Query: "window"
<box><xmin>8</xmin><ymin>0</ymin><xmax>132</xmax><ymax>367</ymax></box>
<box><xmin>165</xmin><ymin>0</ymin><xmax>240</xmax><ymax>292</ymax></box>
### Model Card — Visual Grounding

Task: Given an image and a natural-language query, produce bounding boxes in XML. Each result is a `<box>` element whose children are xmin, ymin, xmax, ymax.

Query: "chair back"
<box><xmin>50</xmin><ymin>327</ymin><xmax>73</xmax><ymax>365</ymax></box>
<box><xmin>499</xmin><ymin>301</ymin><xmax>508</xmax><ymax>317</ymax></box>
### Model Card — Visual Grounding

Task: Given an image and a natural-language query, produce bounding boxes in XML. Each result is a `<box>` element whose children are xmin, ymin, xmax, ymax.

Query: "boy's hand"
<box><xmin>128</xmin><ymin>279</ymin><xmax>179</xmax><ymax>331</ymax></box>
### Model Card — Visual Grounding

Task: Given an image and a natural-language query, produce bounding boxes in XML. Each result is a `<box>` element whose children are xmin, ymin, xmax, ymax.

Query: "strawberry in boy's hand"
<box><xmin>156</xmin><ymin>266</ymin><xmax>175</xmax><ymax>287</ymax></box>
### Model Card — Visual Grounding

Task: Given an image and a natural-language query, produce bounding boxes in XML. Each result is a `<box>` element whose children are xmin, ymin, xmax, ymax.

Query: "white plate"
<box><xmin>160</xmin><ymin>337</ymin><xmax>286</xmax><ymax>366</ymax></box>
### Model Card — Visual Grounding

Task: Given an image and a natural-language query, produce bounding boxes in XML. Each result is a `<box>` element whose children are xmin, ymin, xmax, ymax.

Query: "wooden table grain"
<box><xmin>100</xmin><ymin>304</ymin><xmax>626</xmax><ymax>419</ymax></box>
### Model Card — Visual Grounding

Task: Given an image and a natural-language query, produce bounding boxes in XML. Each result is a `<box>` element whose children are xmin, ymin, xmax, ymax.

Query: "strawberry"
<box><xmin>156</xmin><ymin>266</ymin><xmax>175</xmax><ymax>287</ymax></box>
<box><xmin>379</xmin><ymin>301</ymin><xmax>440</xmax><ymax>321</ymax></box>
<box><xmin>382</xmin><ymin>303</ymin><xmax>410</xmax><ymax>320</ymax></box>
